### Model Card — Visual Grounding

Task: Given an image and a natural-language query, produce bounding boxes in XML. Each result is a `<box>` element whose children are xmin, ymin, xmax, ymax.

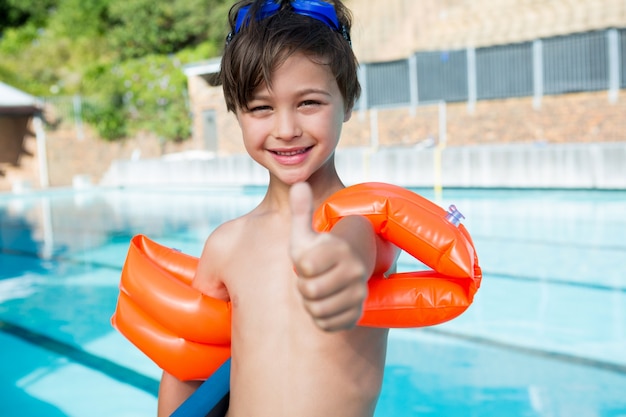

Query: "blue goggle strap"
<box><xmin>234</xmin><ymin>1</ymin><xmax>281</xmax><ymax>32</ymax></box>
<box><xmin>229</xmin><ymin>0</ymin><xmax>350</xmax><ymax>45</ymax></box>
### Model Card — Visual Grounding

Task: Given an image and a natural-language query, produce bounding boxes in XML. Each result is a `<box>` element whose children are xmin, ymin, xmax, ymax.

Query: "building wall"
<box><xmin>0</xmin><ymin>118</ymin><xmax>40</xmax><ymax>192</ymax></box>
<box><xmin>347</xmin><ymin>0</ymin><xmax>626</xmax><ymax>61</ymax></box>
<box><xmin>342</xmin><ymin>91</ymin><xmax>626</xmax><ymax>148</ymax></box>
<box><xmin>187</xmin><ymin>76</ymin><xmax>240</xmax><ymax>154</ymax></box>
<box><xmin>0</xmin><ymin>112</ymin><xmax>197</xmax><ymax>191</ymax></box>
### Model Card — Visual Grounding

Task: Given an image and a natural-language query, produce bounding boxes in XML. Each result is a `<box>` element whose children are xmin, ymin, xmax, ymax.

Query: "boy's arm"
<box><xmin>290</xmin><ymin>182</ymin><xmax>397</xmax><ymax>331</ymax></box>
<box><xmin>157</xmin><ymin>373</ymin><xmax>202</xmax><ymax>417</ymax></box>
<box><xmin>157</xmin><ymin>235</ymin><xmax>229</xmax><ymax>416</ymax></box>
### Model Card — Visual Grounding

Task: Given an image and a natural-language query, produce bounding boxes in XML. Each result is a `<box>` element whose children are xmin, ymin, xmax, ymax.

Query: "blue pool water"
<box><xmin>1</xmin><ymin>185</ymin><xmax>625</xmax><ymax>417</ymax></box>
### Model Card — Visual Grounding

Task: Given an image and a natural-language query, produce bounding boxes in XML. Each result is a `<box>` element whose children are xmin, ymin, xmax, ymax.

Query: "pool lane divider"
<box><xmin>1</xmin><ymin>317</ymin><xmax>230</xmax><ymax>415</ymax></box>
<box><xmin>0</xmin><ymin>319</ymin><xmax>159</xmax><ymax>396</ymax></box>
<box><xmin>0</xmin><ymin>247</ymin><xmax>125</xmax><ymax>275</ymax></box>
<box><xmin>423</xmin><ymin>327</ymin><xmax>626</xmax><ymax>376</ymax></box>
<box><xmin>489</xmin><ymin>271</ymin><xmax>626</xmax><ymax>293</ymax></box>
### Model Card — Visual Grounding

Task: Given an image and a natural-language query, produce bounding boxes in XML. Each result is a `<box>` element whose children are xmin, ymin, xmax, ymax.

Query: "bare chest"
<box><xmin>222</xmin><ymin>225</ymin><xmax>300</xmax><ymax>319</ymax></box>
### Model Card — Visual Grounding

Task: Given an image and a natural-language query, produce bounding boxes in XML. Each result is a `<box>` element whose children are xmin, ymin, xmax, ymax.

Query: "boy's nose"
<box><xmin>274</xmin><ymin>111</ymin><xmax>302</xmax><ymax>140</ymax></box>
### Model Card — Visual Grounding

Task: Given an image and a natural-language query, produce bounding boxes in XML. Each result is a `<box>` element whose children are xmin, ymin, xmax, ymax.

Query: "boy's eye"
<box><xmin>300</xmin><ymin>100</ymin><xmax>321</xmax><ymax>107</ymax></box>
<box><xmin>249</xmin><ymin>105</ymin><xmax>271</xmax><ymax>113</ymax></box>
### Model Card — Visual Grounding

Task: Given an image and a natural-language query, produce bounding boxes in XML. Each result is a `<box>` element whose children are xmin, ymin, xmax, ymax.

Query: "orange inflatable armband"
<box><xmin>111</xmin><ymin>182</ymin><xmax>481</xmax><ymax>381</ymax></box>
<box><xmin>112</xmin><ymin>235</ymin><xmax>230</xmax><ymax>381</ymax></box>
<box><xmin>315</xmin><ymin>182</ymin><xmax>482</xmax><ymax>327</ymax></box>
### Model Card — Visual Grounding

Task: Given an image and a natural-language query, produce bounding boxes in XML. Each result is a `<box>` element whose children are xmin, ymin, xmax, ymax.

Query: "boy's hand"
<box><xmin>289</xmin><ymin>182</ymin><xmax>370</xmax><ymax>332</ymax></box>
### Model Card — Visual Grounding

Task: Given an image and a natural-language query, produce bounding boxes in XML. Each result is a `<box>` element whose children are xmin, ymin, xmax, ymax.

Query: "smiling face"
<box><xmin>236</xmin><ymin>52</ymin><xmax>352</xmax><ymax>186</ymax></box>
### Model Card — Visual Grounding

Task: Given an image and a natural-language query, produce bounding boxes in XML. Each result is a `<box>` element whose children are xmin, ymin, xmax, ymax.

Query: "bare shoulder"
<box><xmin>192</xmin><ymin>216</ymin><xmax>249</xmax><ymax>298</ymax></box>
<box><xmin>205</xmin><ymin>216</ymin><xmax>247</xmax><ymax>254</ymax></box>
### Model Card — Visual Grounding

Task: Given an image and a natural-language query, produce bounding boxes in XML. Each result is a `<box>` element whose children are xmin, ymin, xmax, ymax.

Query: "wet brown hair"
<box><xmin>214</xmin><ymin>0</ymin><xmax>361</xmax><ymax>113</ymax></box>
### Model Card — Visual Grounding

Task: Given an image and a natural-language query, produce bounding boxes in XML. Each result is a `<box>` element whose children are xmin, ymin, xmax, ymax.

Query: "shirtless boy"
<box><xmin>157</xmin><ymin>1</ymin><xmax>398</xmax><ymax>415</ymax></box>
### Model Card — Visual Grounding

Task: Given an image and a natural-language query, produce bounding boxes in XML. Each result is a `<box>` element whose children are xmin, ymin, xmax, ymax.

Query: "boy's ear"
<box><xmin>343</xmin><ymin>108</ymin><xmax>353</xmax><ymax>123</ymax></box>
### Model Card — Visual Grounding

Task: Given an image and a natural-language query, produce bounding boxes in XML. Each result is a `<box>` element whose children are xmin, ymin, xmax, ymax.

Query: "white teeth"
<box><xmin>275</xmin><ymin>148</ymin><xmax>307</xmax><ymax>156</ymax></box>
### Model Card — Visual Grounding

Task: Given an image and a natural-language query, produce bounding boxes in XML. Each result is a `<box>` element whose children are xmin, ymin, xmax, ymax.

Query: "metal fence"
<box><xmin>361</xmin><ymin>27</ymin><xmax>626</xmax><ymax>109</ymax></box>
<box><xmin>543</xmin><ymin>30</ymin><xmax>609</xmax><ymax>94</ymax></box>
<box><xmin>416</xmin><ymin>50</ymin><xmax>468</xmax><ymax>103</ymax></box>
<box><xmin>476</xmin><ymin>42</ymin><xmax>533</xmax><ymax>100</ymax></box>
<box><xmin>621</xmin><ymin>29</ymin><xmax>626</xmax><ymax>87</ymax></box>
<box><xmin>365</xmin><ymin>59</ymin><xmax>411</xmax><ymax>107</ymax></box>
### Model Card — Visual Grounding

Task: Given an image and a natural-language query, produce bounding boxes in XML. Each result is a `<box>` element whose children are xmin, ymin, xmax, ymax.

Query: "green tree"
<box><xmin>0</xmin><ymin>0</ymin><xmax>58</xmax><ymax>32</ymax></box>
<box><xmin>48</xmin><ymin>0</ymin><xmax>111</xmax><ymax>39</ymax></box>
<box><xmin>106</xmin><ymin>0</ymin><xmax>230</xmax><ymax>60</ymax></box>
<box><xmin>0</xmin><ymin>0</ymin><xmax>231</xmax><ymax>143</ymax></box>
<box><xmin>82</xmin><ymin>54</ymin><xmax>192</xmax><ymax>141</ymax></box>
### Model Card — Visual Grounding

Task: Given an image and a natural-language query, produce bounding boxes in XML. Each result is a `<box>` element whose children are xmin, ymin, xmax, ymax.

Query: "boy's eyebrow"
<box><xmin>251</xmin><ymin>88</ymin><xmax>332</xmax><ymax>100</ymax></box>
<box><xmin>296</xmin><ymin>88</ymin><xmax>333</xmax><ymax>97</ymax></box>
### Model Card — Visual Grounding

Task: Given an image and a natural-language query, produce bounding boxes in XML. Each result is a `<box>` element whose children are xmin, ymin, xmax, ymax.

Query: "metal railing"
<box><xmin>361</xmin><ymin>28</ymin><xmax>625</xmax><ymax>109</ymax></box>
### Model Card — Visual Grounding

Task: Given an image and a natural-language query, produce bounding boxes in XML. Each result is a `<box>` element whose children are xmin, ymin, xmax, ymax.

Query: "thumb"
<box><xmin>289</xmin><ymin>182</ymin><xmax>317</xmax><ymax>260</ymax></box>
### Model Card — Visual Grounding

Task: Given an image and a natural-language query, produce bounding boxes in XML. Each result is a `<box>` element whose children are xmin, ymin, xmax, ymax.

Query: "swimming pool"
<box><xmin>1</xmin><ymin>185</ymin><xmax>625</xmax><ymax>417</ymax></box>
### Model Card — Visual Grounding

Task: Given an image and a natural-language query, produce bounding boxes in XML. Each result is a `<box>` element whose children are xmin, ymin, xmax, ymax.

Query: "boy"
<box><xmin>158</xmin><ymin>1</ymin><xmax>398</xmax><ymax>415</ymax></box>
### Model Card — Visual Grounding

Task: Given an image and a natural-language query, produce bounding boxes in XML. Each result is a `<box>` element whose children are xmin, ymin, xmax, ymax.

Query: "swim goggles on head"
<box><xmin>226</xmin><ymin>0</ymin><xmax>351</xmax><ymax>46</ymax></box>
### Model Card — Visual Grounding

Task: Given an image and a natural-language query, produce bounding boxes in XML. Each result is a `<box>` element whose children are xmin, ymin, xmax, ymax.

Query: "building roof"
<box><xmin>0</xmin><ymin>82</ymin><xmax>41</xmax><ymax>115</ymax></box>
<box><xmin>183</xmin><ymin>58</ymin><xmax>222</xmax><ymax>82</ymax></box>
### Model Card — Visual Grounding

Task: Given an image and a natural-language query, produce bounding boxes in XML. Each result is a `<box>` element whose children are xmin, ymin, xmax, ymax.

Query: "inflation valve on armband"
<box><xmin>445</xmin><ymin>205</ymin><xmax>465</xmax><ymax>227</ymax></box>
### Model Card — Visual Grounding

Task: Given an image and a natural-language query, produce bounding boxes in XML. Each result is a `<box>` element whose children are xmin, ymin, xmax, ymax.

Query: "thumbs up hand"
<box><xmin>289</xmin><ymin>182</ymin><xmax>374</xmax><ymax>332</ymax></box>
